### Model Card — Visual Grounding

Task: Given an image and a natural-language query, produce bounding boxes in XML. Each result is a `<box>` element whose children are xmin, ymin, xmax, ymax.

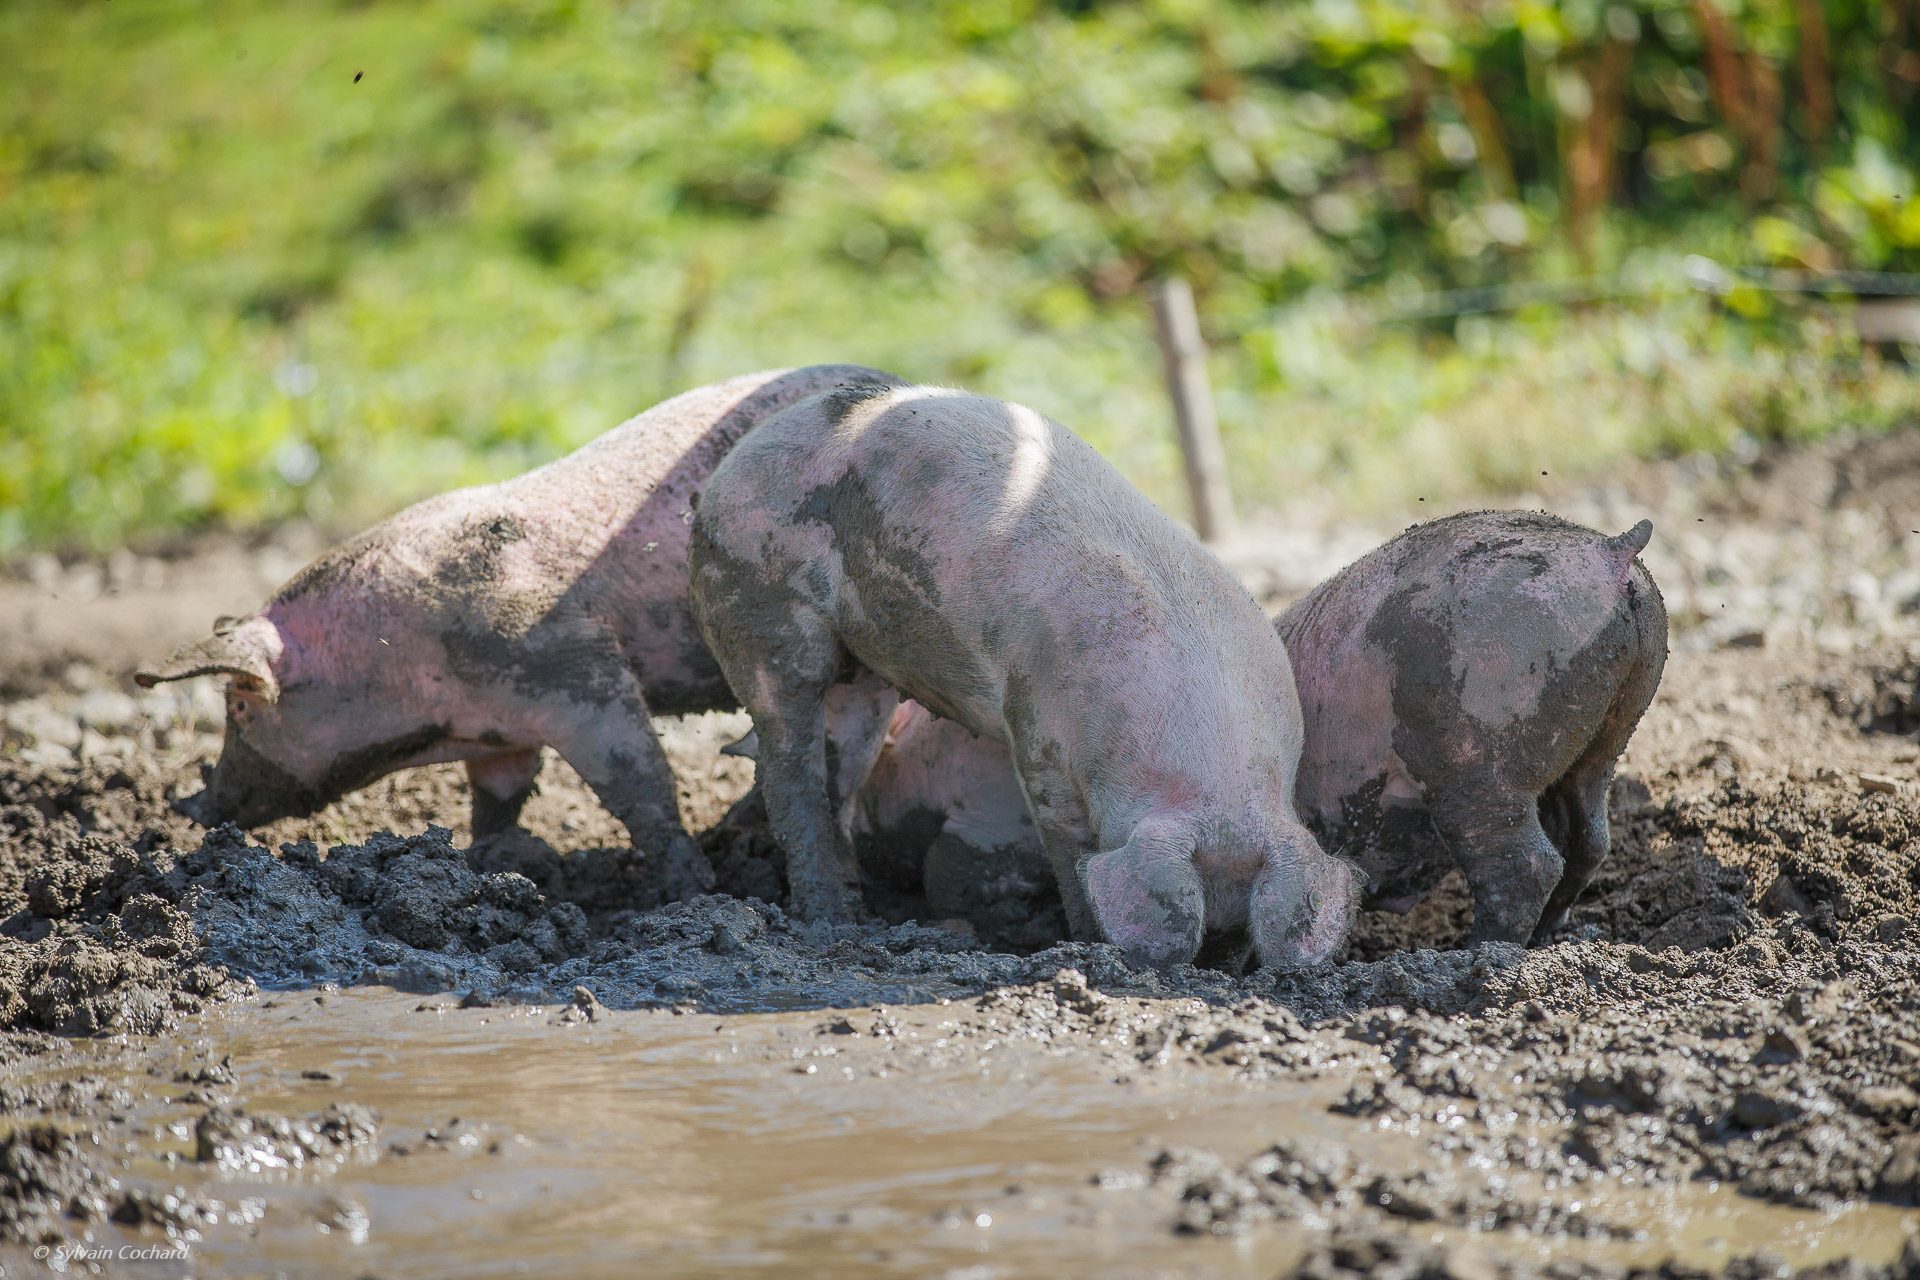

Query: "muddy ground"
<box><xmin>1</xmin><ymin>429</ymin><xmax>1918</xmax><ymax>1277</ymax></box>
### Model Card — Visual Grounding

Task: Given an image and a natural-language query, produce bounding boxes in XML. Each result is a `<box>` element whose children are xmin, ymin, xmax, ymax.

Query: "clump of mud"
<box><xmin>0</xmin><ymin>1125</ymin><xmax>114</xmax><ymax>1246</ymax></box>
<box><xmin>0</xmin><ymin>1117</ymin><xmax>231</xmax><ymax>1247</ymax></box>
<box><xmin>193</xmin><ymin>1103</ymin><xmax>379</xmax><ymax>1174</ymax></box>
<box><xmin>1149</xmin><ymin>1135</ymin><xmax>1637</xmax><ymax>1241</ymax></box>
<box><xmin>0</xmin><ymin>757</ymin><xmax>236</xmax><ymax>1035</ymax></box>
<box><xmin>1818</xmin><ymin>657</ymin><xmax>1920</xmax><ymax>737</ymax></box>
<box><xmin>1285</xmin><ymin>1231</ymin><xmax>1920</xmax><ymax>1280</ymax></box>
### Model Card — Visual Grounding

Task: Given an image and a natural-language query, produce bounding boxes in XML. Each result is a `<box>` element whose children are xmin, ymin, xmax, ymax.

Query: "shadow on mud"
<box><xmin>1816</xmin><ymin>657</ymin><xmax>1920</xmax><ymax>737</ymax></box>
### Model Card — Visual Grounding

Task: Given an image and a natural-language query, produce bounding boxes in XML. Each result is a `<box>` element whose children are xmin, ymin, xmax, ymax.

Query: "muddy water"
<box><xmin>3</xmin><ymin>989</ymin><xmax>1314</xmax><ymax>1277</ymax></box>
<box><xmin>3</xmin><ymin>988</ymin><xmax>1913</xmax><ymax>1279</ymax></box>
<box><xmin>189</xmin><ymin>990</ymin><xmax>1321</xmax><ymax>1278</ymax></box>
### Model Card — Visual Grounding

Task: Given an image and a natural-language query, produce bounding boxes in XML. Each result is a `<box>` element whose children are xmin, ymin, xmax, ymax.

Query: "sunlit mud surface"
<box><xmin>5</xmin><ymin>989</ymin><xmax>1322</xmax><ymax>1278</ymax></box>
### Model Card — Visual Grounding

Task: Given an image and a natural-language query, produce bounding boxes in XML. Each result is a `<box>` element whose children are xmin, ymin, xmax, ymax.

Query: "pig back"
<box><xmin>1281</xmin><ymin>510</ymin><xmax>1658</xmax><ymax>820</ymax></box>
<box><xmin>492</xmin><ymin>365</ymin><xmax>903</xmax><ymax>713</ymax></box>
<box><xmin>748</xmin><ymin>386</ymin><xmax>1306</xmax><ymax>793</ymax></box>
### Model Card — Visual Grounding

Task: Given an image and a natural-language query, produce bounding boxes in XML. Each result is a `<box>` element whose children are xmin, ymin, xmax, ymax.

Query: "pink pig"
<box><xmin>688</xmin><ymin>383</ymin><xmax>1357</xmax><ymax>967</ymax></box>
<box><xmin>136</xmin><ymin>365</ymin><xmax>899</xmax><ymax>901</ymax></box>
<box><xmin>840</xmin><ymin>511</ymin><xmax>1668</xmax><ymax>949</ymax></box>
<box><xmin>849</xmin><ymin>700</ymin><xmax>1058</xmax><ymax>945</ymax></box>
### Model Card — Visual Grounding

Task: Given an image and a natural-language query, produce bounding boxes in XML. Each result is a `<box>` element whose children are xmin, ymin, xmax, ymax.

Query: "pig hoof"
<box><xmin>171</xmin><ymin>790</ymin><xmax>213</xmax><ymax>825</ymax></box>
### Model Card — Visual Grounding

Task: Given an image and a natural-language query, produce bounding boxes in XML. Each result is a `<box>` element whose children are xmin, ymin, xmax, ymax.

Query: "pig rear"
<box><xmin>844</xmin><ymin>511</ymin><xmax>1667</xmax><ymax>955</ymax></box>
<box><xmin>1278</xmin><ymin>510</ymin><xmax>1668</xmax><ymax>944</ymax></box>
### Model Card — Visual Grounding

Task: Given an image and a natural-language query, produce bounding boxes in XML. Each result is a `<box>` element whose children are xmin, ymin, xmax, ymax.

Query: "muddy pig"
<box><xmin>688</xmin><ymin>382</ymin><xmax>1357</xmax><ymax>967</ymax></box>
<box><xmin>844</xmin><ymin>699</ymin><xmax>1058</xmax><ymax>947</ymax></box>
<box><xmin>837</xmin><ymin>511</ymin><xmax>1667</xmax><ymax>949</ymax></box>
<box><xmin>135</xmin><ymin>364</ymin><xmax>900</xmax><ymax>901</ymax></box>
<box><xmin>716</xmin><ymin>696</ymin><xmax>1061</xmax><ymax>947</ymax></box>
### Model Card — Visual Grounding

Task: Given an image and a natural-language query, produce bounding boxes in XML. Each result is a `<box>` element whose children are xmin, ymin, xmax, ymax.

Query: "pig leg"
<box><xmin>1039</xmin><ymin>832</ymin><xmax>1099</xmax><ymax>943</ymax></box>
<box><xmin>529</xmin><ymin>678</ymin><xmax>716</xmax><ymax>901</ymax></box>
<box><xmin>1082</xmin><ymin>821</ymin><xmax>1204</xmax><ymax>969</ymax></box>
<box><xmin>821</xmin><ymin>671</ymin><xmax>900</xmax><ymax>843</ymax></box>
<box><xmin>752</xmin><ymin>684</ymin><xmax>870</xmax><ymax>922</ymax></box>
<box><xmin>723</xmin><ymin>625</ymin><xmax>879</xmax><ymax>921</ymax></box>
<box><xmin>1249</xmin><ymin>821</ymin><xmax>1358</xmax><ymax>969</ymax></box>
<box><xmin>1011</xmin><ymin>753</ymin><xmax>1100</xmax><ymax>941</ymax></box>
<box><xmin>1533</xmin><ymin>767</ymin><xmax>1613</xmax><ymax>942</ymax></box>
<box><xmin>466</xmin><ymin>748</ymin><xmax>542</xmax><ymax>838</ymax></box>
<box><xmin>692</xmin><ymin>542</ymin><xmax>875</xmax><ymax>921</ymax></box>
<box><xmin>1534</xmin><ymin>623</ymin><xmax>1665</xmax><ymax>942</ymax></box>
<box><xmin>1430</xmin><ymin>787</ymin><xmax>1564</xmax><ymax>946</ymax></box>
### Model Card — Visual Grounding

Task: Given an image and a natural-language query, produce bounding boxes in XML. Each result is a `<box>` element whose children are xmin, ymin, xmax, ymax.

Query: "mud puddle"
<box><xmin>5</xmin><ymin>987</ymin><xmax>1339</xmax><ymax>1278</ymax></box>
<box><xmin>196</xmin><ymin>990</ymin><xmax>1318</xmax><ymax>1278</ymax></box>
<box><xmin>6</xmin><ymin>987</ymin><xmax>1916</xmax><ymax>1279</ymax></box>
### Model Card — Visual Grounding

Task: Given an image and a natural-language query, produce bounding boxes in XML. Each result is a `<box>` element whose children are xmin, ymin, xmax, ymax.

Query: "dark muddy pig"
<box><xmin>688</xmin><ymin>383</ymin><xmax>1356</xmax><ymax>967</ymax></box>
<box><xmin>840</xmin><ymin>511</ymin><xmax>1667</xmax><ymax>949</ymax></box>
<box><xmin>136</xmin><ymin>364</ymin><xmax>899</xmax><ymax>900</ymax></box>
<box><xmin>1281</xmin><ymin>510</ymin><xmax>1667</xmax><ymax>943</ymax></box>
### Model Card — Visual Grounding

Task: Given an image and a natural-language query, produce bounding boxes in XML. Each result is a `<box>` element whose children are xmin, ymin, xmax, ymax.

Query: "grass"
<box><xmin>4</xmin><ymin>0</ymin><xmax>1916</xmax><ymax>554</ymax></box>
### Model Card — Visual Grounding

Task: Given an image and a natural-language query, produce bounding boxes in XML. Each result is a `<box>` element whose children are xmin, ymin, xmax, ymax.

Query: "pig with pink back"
<box><xmin>135</xmin><ymin>364</ymin><xmax>900</xmax><ymax>902</ymax></box>
<box><xmin>840</xmin><ymin>511</ymin><xmax>1667</xmax><ymax>949</ymax></box>
<box><xmin>688</xmin><ymin>382</ymin><xmax>1358</xmax><ymax>968</ymax></box>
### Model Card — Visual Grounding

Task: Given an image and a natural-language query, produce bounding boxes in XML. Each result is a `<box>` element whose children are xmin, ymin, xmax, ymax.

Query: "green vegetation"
<box><xmin>5</xmin><ymin>0</ymin><xmax>1919</xmax><ymax>552</ymax></box>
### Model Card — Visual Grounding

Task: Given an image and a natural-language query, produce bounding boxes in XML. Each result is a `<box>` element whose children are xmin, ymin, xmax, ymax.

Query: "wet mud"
<box><xmin>3</xmin><ymin>429</ymin><xmax>1919</xmax><ymax>1275</ymax></box>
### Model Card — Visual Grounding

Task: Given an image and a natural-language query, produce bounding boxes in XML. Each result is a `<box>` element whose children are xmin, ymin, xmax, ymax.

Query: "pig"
<box><xmin>850</xmin><ymin>700</ymin><xmax>1059</xmax><ymax>948</ymax></box>
<box><xmin>830</xmin><ymin>511</ymin><xmax>1668</xmax><ymax>949</ymax></box>
<box><xmin>135</xmin><ymin>364</ymin><xmax>901</xmax><ymax>901</ymax></box>
<box><xmin>715</xmin><ymin>697</ymin><xmax>1062</xmax><ymax>947</ymax></box>
<box><xmin>687</xmin><ymin>382</ymin><xmax>1358</xmax><ymax>968</ymax></box>
<box><xmin>1279</xmin><ymin>510</ymin><xmax>1667</xmax><ymax>944</ymax></box>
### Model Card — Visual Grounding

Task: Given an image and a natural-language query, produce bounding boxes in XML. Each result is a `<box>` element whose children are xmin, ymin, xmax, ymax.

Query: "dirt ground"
<box><xmin>1</xmin><ymin>429</ymin><xmax>1918</xmax><ymax>1277</ymax></box>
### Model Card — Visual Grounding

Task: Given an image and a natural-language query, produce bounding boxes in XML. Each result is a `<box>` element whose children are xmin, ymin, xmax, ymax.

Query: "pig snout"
<box><xmin>183</xmin><ymin>724</ymin><xmax>323</xmax><ymax>829</ymax></box>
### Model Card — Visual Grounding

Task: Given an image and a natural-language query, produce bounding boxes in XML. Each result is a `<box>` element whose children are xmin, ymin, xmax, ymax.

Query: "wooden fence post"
<box><xmin>1149</xmin><ymin>276</ymin><xmax>1237</xmax><ymax>543</ymax></box>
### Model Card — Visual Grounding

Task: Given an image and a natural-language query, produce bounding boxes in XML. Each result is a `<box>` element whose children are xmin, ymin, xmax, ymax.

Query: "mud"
<box><xmin>3</xmin><ymin>428</ymin><xmax>1919</xmax><ymax>1274</ymax></box>
<box><xmin>1820</xmin><ymin>658</ymin><xmax>1920</xmax><ymax>737</ymax></box>
<box><xmin>1283</xmin><ymin>1231</ymin><xmax>1920</xmax><ymax>1280</ymax></box>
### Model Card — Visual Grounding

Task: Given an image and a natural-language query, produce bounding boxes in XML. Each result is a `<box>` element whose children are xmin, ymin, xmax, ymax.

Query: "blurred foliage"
<box><xmin>3</xmin><ymin>0</ymin><xmax>1919</xmax><ymax>552</ymax></box>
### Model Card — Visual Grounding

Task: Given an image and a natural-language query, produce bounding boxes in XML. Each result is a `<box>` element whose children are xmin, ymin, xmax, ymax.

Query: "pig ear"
<box><xmin>134</xmin><ymin>616</ymin><xmax>283</xmax><ymax>701</ymax></box>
